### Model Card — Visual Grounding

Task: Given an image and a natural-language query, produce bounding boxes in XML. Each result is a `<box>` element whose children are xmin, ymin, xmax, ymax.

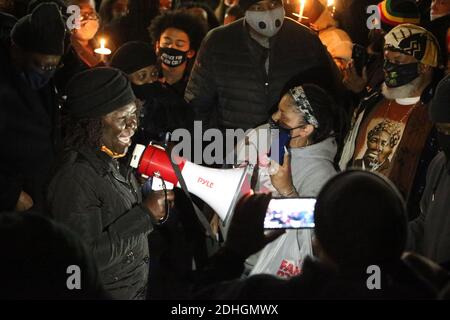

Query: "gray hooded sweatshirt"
<box><xmin>233</xmin><ymin>124</ymin><xmax>338</xmax><ymax>276</ymax></box>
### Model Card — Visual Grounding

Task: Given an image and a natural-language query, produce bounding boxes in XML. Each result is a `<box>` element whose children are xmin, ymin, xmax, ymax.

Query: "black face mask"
<box><xmin>159</xmin><ymin>47</ymin><xmax>188</xmax><ymax>68</ymax></box>
<box><xmin>384</xmin><ymin>60</ymin><xmax>420</xmax><ymax>88</ymax></box>
<box><xmin>437</xmin><ymin>132</ymin><xmax>450</xmax><ymax>162</ymax></box>
<box><xmin>22</xmin><ymin>68</ymin><xmax>55</xmax><ymax>90</ymax></box>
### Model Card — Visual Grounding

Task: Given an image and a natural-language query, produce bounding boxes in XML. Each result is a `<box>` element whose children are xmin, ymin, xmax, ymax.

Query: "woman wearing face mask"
<box><xmin>47</xmin><ymin>67</ymin><xmax>174</xmax><ymax>299</ymax></box>
<box><xmin>110</xmin><ymin>40</ymin><xmax>195</xmax><ymax>144</ymax></box>
<box><xmin>233</xmin><ymin>82</ymin><xmax>347</xmax><ymax>277</ymax></box>
<box><xmin>54</xmin><ymin>0</ymin><xmax>103</xmax><ymax>93</ymax></box>
<box><xmin>148</xmin><ymin>10</ymin><xmax>208</xmax><ymax>97</ymax></box>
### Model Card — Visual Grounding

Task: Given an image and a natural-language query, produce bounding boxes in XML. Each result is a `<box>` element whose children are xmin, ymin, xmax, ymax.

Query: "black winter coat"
<box><xmin>0</xmin><ymin>40</ymin><xmax>61</xmax><ymax>212</ymax></box>
<box><xmin>47</xmin><ymin>147</ymin><xmax>154</xmax><ymax>299</ymax></box>
<box><xmin>185</xmin><ymin>18</ymin><xmax>341</xmax><ymax>131</ymax></box>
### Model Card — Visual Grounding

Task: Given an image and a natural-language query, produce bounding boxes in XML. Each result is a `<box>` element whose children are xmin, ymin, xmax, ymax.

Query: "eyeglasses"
<box><xmin>31</xmin><ymin>62</ymin><xmax>65</xmax><ymax>73</ymax></box>
<box><xmin>80</xmin><ymin>12</ymin><xmax>100</xmax><ymax>22</ymax></box>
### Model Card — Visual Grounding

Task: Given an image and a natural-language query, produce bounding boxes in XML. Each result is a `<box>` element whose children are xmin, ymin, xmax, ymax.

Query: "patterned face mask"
<box><xmin>383</xmin><ymin>60</ymin><xmax>419</xmax><ymax>88</ymax></box>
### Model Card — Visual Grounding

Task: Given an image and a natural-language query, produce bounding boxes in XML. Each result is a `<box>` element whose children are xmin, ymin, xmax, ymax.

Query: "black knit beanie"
<box><xmin>10</xmin><ymin>3</ymin><xmax>65</xmax><ymax>55</ymax></box>
<box><xmin>65</xmin><ymin>67</ymin><xmax>136</xmax><ymax>119</ymax></box>
<box><xmin>110</xmin><ymin>41</ymin><xmax>157</xmax><ymax>75</ymax></box>
<box><xmin>314</xmin><ymin>169</ymin><xmax>407</xmax><ymax>269</ymax></box>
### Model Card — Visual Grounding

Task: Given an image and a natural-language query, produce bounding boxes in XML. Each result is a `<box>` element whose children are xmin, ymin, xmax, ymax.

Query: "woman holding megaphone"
<box><xmin>47</xmin><ymin>67</ymin><xmax>174</xmax><ymax>300</ymax></box>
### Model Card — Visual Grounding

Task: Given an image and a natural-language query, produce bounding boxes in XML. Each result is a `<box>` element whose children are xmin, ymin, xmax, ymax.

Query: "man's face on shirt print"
<box><xmin>364</xmin><ymin>129</ymin><xmax>394</xmax><ymax>169</ymax></box>
<box><xmin>357</xmin><ymin>119</ymin><xmax>402</xmax><ymax>172</ymax></box>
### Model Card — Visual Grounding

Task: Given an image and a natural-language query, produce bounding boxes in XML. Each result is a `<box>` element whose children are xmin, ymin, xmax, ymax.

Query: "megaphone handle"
<box><xmin>165</xmin><ymin>149</ymin><xmax>216</xmax><ymax>239</ymax></box>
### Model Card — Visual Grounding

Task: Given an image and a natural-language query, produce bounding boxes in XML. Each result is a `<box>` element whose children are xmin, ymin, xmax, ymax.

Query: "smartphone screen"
<box><xmin>264</xmin><ymin>198</ymin><xmax>316</xmax><ymax>229</ymax></box>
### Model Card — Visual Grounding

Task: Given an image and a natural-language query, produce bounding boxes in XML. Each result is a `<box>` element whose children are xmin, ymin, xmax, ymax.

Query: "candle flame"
<box><xmin>94</xmin><ymin>38</ymin><xmax>111</xmax><ymax>55</ymax></box>
<box><xmin>299</xmin><ymin>0</ymin><xmax>306</xmax><ymax>22</ymax></box>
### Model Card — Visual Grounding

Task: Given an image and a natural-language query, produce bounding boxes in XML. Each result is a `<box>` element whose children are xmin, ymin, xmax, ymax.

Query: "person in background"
<box><xmin>185</xmin><ymin>0</ymin><xmax>344</xmax><ymax>132</ymax></box>
<box><xmin>99</xmin><ymin>0</ymin><xmax>129</xmax><ymax>27</ymax></box>
<box><xmin>54</xmin><ymin>0</ymin><xmax>103</xmax><ymax>94</ymax></box>
<box><xmin>215</xmin><ymin>0</ymin><xmax>239</xmax><ymax>24</ymax></box>
<box><xmin>110</xmin><ymin>40</ymin><xmax>194</xmax><ymax>143</ymax></box>
<box><xmin>68</xmin><ymin>0</ymin><xmax>102</xmax><ymax>67</ymax></box>
<box><xmin>149</xmin><ymin>9</ymin><xmax>208</xmax><ymax>97</ymax></box>
<box><xmin>409</xmin><ymin>74</ymin><xmax>450</xmax><ymax>267</ymax></box>
<box><xmin>340</xmin><ymin>24</ymin><xmax>442</xmax><ymax>220</ymax></box>
<box><xmin>223</xmin><ymin>4</ymin><xmax>243</xmax><ymax>25</ymax></box>
<box><xmin>47</xmin><ymin>67</ymin><xmax>174</xmax><ymax>300</ymax></box>
<box><xmin>0</xmin><ymin>3</ymin><xmax>65</xmax><ymax>212</ymax></box>
<box><xmin>0</xmin><ymin>212</ymin><xmax>108</xmax><ymax>299</ymax></box>
<box><xmin>102</xmin><ymin>0</ymin><xmax>161</xmax><ymax>48</ymax></box>
<box><xmin>426</xmin><ymin>0</ymin><xmax>450</xmax><ymax>73</ymax></box>
<box><xmin>177</xmin><ymin>1</ymin><xmax>221</xmax><ymax>30</ymax></box>
<box><xmin>342</xmin><ymin>0</ymin><xmax>422</xmax><ymax>97</ymax></box>
<box><xmin>301</xmin><ymin>0</ymin><xmax>353</xmax><ymax>72</ymax></box>
<box><xmin>334</xmin><ymin>0</ymin><xmax>379</xmax><ymax>47</ymax></box>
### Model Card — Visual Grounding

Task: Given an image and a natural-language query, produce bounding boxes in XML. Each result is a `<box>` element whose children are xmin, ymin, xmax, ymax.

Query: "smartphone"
<box><xmin>352</xmin><ymin>43</ymin><xmax>368</xmax><ymax>77</ymax></box>
<box><xmin>264</xmin><ymin>197</ymin><xmax>316</xmax><ymax>229</ymax></box>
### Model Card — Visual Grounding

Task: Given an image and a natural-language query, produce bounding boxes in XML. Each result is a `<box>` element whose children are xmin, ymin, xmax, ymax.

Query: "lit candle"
<box><xmin>94</xmin><ymin>38</ymin><xmax>111</xmax><ymax>61</ymax></box>
<box><xmin>298</xmin><ymin>0</ymin><xmax>306</xmax><ymax>22</ymax></box>
<box><xmin>327</xmin><ymin>0</ymin><xmax>334</xmax><ymax>6</ymax></box>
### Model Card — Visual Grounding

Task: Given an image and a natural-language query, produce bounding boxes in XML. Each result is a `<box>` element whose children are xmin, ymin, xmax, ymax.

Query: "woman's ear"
<box><xmin>300</xmin><ymin>124</ymin><xmax>314</xmax><ymax>137</ymax></box>
<box><xmin>272</xmin><ymin>110</ymin><xmax>281</xmax><ymax>122</ymax></box>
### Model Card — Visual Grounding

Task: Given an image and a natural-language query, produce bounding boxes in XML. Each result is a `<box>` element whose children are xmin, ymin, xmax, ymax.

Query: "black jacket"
<box><xmin>409</xmin><ymin>152</ymin><xmax>450</xmax><ymax>264</ymax></box>
<box><xmin>47</xmin><ymin>147</ymin><xmax>154</xmax><ymax>299</ymax></box>
<box><xmin>0</xmin><ymin>40</ymin><xmax>61</xmax><ymax>212</ymax></box>
<box><xmin>132</xmin><ymin>82</ymin><xmax>194</xmax><ymax>145</ymax></box>
<box><xmin>185</xmin><ymin>17</ymin><xmax>341</xmax><ymax>131</ymax></box>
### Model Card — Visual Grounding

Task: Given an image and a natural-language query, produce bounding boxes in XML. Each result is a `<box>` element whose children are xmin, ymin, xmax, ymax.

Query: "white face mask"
<box><xmin>245</xmin><ymin>6</ymin><xmax>285</xmax><ymax>38</ymax></box>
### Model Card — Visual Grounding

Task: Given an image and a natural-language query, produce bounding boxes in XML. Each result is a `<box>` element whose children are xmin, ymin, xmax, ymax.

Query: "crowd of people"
<box><xmin>0</xmin><ymin>0</ymin><xmax>450</xmax><ymax>300</ymax></box>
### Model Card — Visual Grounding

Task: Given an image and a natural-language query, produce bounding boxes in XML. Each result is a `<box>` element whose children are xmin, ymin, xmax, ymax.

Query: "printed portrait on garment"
<box><xmin>354</xmin><ymin>119</ymin><xmax>403</xmax><ymax>174</ymax></box>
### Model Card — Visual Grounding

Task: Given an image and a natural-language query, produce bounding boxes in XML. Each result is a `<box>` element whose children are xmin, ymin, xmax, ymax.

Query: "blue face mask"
<box><xmin>22</xmin><ymin>68</ymin><xmax>55</xmax><ymax>90</ymax></box>
<box><xmin>269</xmin><ymin>118</ymin><xmax>308</xmax><ymax>165</ymax></box>
<box><xmin>269</xmin><ymin>119</ymin><xmax>293</xmax><ymax>165</ymax></box>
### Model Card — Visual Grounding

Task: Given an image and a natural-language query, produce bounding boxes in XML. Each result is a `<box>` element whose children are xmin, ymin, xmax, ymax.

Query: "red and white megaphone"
<box><xmin>130</xmin><ymin>144</ymin><xmax>249</xmax><ymax>222</ymax></box>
